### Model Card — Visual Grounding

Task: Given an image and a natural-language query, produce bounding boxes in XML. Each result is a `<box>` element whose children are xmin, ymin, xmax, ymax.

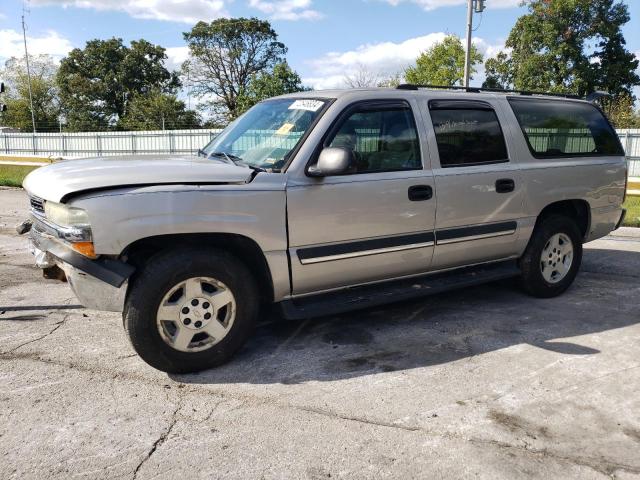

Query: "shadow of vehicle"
<box><xmin>170</xmin><ymin>248</ymin><xmax>638</xmax><ymax>384</ymax></box>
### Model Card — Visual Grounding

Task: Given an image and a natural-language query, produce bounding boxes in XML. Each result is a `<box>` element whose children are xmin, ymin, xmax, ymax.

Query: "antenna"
<box><xmin>22</xmin><ymin>0</ymin><xmax>37</xmax><ymax>133</ymax></box>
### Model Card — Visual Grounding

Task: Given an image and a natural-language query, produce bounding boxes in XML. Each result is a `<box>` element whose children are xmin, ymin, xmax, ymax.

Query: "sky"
<box><xmin>0</xmin><ymin>0</ymin><xmax>639</xmax><ymax>96</ymax></box>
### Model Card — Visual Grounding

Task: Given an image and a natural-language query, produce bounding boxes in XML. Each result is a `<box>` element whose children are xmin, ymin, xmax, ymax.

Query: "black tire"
<box><xmin>519</xmin><ymin>214</ymin><xmax>583</xmax><ymax>298</ymax></box>
<box><xmin>124</xmin><ymin>248</ymin><xmax>259</xmax><ymax>373</ymax></box>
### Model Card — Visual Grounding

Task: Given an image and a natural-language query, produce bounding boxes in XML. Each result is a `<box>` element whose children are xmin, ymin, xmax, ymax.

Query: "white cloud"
<box><xmin>304</xmin><ymin>33</ymin><xmax>507</xmax><ymax>90</ymax></box>
<box><xmin>248</xmin><ymin>0</ymin><xmax>322</xmax><ymax>20</ymax></box>
<box><xmin>30</xmin><ymin>0</ymin><xmax>228</xmax><ymax>24</ymax></box>
<box><xmin>304</xmin><ymin>33</ymin><xmax>447</xmax><ymax>89</ymax></box>
<box><xmin>380</xmin><ymin>0</ymin><xmax>520</xmax><ymax>10</ymax></box>
<box><xmin>165</xmin><ymin>46</ymin><xmax>190</xmax><ymax>70</ymax></box>
<box><xmin>0</xmin><ymin>29</ymin><xmax>74</xmax><ymax>61</ymax></box>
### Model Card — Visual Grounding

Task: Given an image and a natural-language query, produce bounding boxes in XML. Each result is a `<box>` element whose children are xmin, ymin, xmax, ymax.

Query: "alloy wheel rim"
<box><xmin>156</xmin><ymin>277</ymin><xmax>236</xmax><ymax>353</ymax></box>
<box><xmin>540</xmin><ymin>233</ymin><xmax>573</xmax><ymax>284</ymax></box>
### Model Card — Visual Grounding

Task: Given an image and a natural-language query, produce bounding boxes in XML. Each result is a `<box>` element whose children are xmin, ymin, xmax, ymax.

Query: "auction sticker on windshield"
<box><xmin>276</xmin><ymin>123</ymin><xmax>295</xmax><ymax>135</ymax></box>
<box><xmin>288</xmin><ymin>99</ymin><xmax>324</xmax><ymax>112</ymax></box>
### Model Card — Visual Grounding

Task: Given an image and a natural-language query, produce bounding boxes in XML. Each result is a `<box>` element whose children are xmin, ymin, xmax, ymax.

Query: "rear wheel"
<box><xmin>124</xmin><ymin>248</ymin><xmax>259</xmax><ymax>373</ymax></box>
<box><xmin>519</xmin><ymin>215</ymin><xmax>583</xmax><ymax>298</ymax></box>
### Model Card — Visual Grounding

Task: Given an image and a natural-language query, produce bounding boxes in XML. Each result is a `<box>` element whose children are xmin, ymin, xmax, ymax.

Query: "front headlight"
<box><xmin>44</xmin><ymin>202</ymin><xmax>90</xmax><ymax>227</ymax></box>
<box><xmin>43</xmin><ymin>202</ymin><xmax>96</xmax><ymax>258</ymax></box>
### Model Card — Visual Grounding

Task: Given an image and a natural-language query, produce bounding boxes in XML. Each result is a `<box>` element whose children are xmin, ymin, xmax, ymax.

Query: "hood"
<box><xmin>23</xmin><ymin>154</ymin><xmax>254</xmax><ymax>203</ymax></box>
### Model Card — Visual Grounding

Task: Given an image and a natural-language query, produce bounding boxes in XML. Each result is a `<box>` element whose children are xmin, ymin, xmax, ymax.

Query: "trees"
<box><xmin>603</xmin><ymin>94</ymin><xmax>640</xmax><ymax>129</ymax></box>
<box><xmin>0</xmin><ymin>55</ymin><xmax>61</xmax><ymax>132</ymax></box>
<box><xmin>344</xmin><ymin>65</ymin><xmax>381</xmax><ymax>89</ymax></box>
<box><xmin>237</xmin><ymin>62</ymin><xmax>307</xmax><ymax>114</ymax></box>
<box><xmin>118</xmin><ymin>91</ymin><xmax>201</xmax><ymax>131</ymax></box>
<box><xmin>57</xmin><ymin>38</ymin><xmax>179</xmax><ymax>130</ymax></box>
<box><xmin>483</xmin><ymin>0</ymin><xmax>639</xmax><ymax>98</ymax></box>
<box><xmin>405</xmin><ymin>35</ymin><xmax>482</xmax><ymax>86</ymax></box>
<box><xmin>182</xmin><ymin>17</ymin><xmax>294</xmax><ymax>121</ymax></box>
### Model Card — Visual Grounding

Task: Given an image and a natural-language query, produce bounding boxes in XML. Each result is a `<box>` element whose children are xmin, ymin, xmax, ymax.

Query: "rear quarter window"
<box><xmin>508</xmin><ymin>98</ymin><xmax>624</xmax><ymax>158</ymax></box>
<box><xmin>429</xmin><ymin>100</ymin><xmax>509</xmax><ymax>168</ymax></box>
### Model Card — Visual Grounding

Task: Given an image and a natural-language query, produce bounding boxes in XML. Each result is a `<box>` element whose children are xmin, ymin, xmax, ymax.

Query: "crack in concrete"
<box><xmin>132</xmin><ymin>397</ymin><xmax>182</xmax><ymax>480</ymax></box>
<box><xmin>298</xmin><ymin>405</ymin><xmax>421</xmax><ymax>432</ymax></box>
<box><xmin>4</xmin><ymin>314</ymin><xmax>70</xmax><ymax>354</ymax></box>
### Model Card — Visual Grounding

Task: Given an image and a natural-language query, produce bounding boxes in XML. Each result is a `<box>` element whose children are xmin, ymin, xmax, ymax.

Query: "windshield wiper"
<box><xmin>208</xmin><ymin>151</ymin><xmax>267</xmax><ymax>172</ymax></box>
<box><xmin>207</xmin><ymin>151</ymin><xmax>242</xmax><ymax>165</ymax></box>
<box><xmin>237</xmin><ymin>162</ymin><xmax>267</xmax><ymax>173</ymax></box>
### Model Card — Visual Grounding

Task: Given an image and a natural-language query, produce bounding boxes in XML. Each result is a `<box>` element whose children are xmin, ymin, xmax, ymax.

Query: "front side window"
<box><xmin>202</xmin><ymin>98</ymin><xmax>329</xmax><ymax>171</ymax></box>
<box><xmin>508</xmin><ymin>98</ymin><xmax>624</xmax><ymax>158</ymax></box>
<box><xmin>429</xmin><ymin>102</ymin><xmax>509</xmax><ymax>168</ymax></box>
<box><xmin>326</xmin><ymin>105</ymin><xmax>421</xmax><ymax>173</ymax></box>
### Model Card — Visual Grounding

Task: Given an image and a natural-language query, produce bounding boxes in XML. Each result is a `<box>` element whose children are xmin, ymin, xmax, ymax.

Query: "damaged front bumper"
<box><xmin>24</xmin><ymin>217</ymin><xmax>135</xmax><ymax>312</ymax></box>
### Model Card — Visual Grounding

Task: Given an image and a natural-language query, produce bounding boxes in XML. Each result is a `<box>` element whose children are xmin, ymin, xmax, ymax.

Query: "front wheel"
<box><xmin>124</xmin><ymin>248</ymin><xmax>259</xmax><ymax>373</ymax></box>
<box><xmin>519</xmin><ymin>215</ymin><xmax>583</xmax><ymax>298</ymax></box>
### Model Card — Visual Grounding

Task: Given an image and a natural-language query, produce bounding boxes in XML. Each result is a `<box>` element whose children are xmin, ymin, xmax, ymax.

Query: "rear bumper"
<box><xmin>615</xmin><ymin>209</ymin><xmax>627</xmax><ymax>230</ymax></box>
<box><xmin>585</xmin><ymin>205</ymin><xmax>625</xmax><ymax>242</ymax></box>
<box><xmin>28</xmin><ymin>218</ymin><xmax>133</xmax><ymax>312</ymax></box>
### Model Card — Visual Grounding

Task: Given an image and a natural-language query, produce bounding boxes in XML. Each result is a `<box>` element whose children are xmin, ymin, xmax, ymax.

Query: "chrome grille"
<box><xmin>30</xmin><ymin>196</ymin><xmax>45</xmax><ymax>215</ymax></box>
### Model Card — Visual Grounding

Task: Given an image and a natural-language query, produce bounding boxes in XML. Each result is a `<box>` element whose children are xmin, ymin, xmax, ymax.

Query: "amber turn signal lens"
<box><xmin>71</xmin><ymin>242</ymin><xmax>97</xmax><ymax>258</ymax></box>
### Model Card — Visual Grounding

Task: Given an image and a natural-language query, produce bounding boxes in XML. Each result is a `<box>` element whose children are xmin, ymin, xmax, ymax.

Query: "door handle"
<box><xmin>495</xmin><ymin>178</ymin><xmax>515</xmax><ymax>193</ymax></box>
<box><xmin>408</xmin><ymin>185</ymin><xmax>433</xmax><ymax>201</ymax></box>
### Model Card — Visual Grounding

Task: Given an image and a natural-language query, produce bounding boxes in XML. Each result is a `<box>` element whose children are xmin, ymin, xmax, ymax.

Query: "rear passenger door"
<box><xmin>422</xmin><ymin>99</ymin><xmax>524</xmax><ymax>270</ymax></box>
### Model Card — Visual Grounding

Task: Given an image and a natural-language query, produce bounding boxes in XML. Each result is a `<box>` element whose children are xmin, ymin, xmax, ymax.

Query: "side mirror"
<box><xmin>307</xmin><ymin>147</ymin><xmax>354</xmax><ymax>177</ymax></box>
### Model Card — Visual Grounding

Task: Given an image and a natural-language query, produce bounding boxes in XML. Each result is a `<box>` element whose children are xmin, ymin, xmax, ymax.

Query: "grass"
<box><xmin>0</xmin><ymin>165</ymin><xmax>39</xmax><ymax>187</ymax></box>
<box><xmin>623</xmin><ymin>196</ymin><xmax>640</xmax><ymax>227</ymax></box>
<box><xmin>0</xmin><ymin>155</ymin><xmax>53</xmax><ymax>164</ymax></box>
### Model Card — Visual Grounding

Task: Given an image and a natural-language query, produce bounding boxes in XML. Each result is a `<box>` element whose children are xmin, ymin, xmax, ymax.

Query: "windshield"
<box><xmin>201</xmin><ymin>98</ymin><xmax>329</xmax><ymax>171</ymax></box>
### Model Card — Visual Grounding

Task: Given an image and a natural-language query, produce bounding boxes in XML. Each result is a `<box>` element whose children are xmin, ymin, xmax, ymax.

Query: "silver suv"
<box><xmin>21</xmin><ymin>86</ymin><xmax>628</xmax><ymax>372</ymax></box>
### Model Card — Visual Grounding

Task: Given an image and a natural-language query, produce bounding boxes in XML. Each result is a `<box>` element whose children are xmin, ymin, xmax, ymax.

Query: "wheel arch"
<box><xmin>121</xmin><ymin>233</ymin><xmax>276</xmax><ymax>303</ymax></box>
<box><xmin>535</xmin><ymin>199</ymin><xmax>591</xmax><ymax>240</ymax></box>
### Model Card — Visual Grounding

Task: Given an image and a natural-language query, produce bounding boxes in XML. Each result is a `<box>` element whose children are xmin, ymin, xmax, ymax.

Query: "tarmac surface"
<box><xmin>1</xmin><ymin>187</ymin><xmax>639</xmax><ymax>479</ymax></box>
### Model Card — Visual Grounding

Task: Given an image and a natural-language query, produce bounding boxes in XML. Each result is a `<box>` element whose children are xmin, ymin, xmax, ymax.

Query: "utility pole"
<box><xmin>0</xmin><ymin>82</ymin><xmax>7</xmax><ymax>113</ymax></box>
<box><xmin>21</xmin><ymin>3</ymin><xmax>37</xmax><ymax>133</ymax></box>
<box><xmin>463</xmin><ymin>0</ymin><xmax>485</xmax><ymax>88</ymax></box>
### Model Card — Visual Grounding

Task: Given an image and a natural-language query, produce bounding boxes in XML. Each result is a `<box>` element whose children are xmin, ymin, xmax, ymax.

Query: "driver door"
<box><xmin>286</xmin><ymin>100</ymin><xmax>437</xmax><ymax>295</ymax></box>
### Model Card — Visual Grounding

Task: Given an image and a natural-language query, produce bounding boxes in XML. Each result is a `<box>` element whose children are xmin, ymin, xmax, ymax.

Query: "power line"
<box><xmin>21</xmin><ymin>1</ymin><xmax>37</xmax><ymax>134</ymax></box>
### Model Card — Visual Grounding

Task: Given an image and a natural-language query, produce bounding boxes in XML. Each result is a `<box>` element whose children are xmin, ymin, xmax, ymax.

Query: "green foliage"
<box><xmin>237</xmin><ymin>62</ymin><xmax>307</xmax><ymax>114</ymax></box>
<box><xmin>603</xmin><ymin>94</ymin><xmax>640</xmax><ymax>129</ymax></box>
<box><xmin>378</xmin><ymin>73</ymin><xmax>403</xmax><ymax>88</ymax></box>
<box><xmin>623</xmin><ymin>197</ymin><xmax>640</xmax><ymax>228</ymax></box>
<box><xmin>183</xmin><ymin>17</ymin><xmax>288</xmax><ymax>121</ymax></box>
<box><xmin>56</xmin><ymin>38</ymin><xmax>179</xmax><ymax>131</ymax></box>
<box><xmin>483</xmin><ymin>0</ymin><xmax>639</xmax><ymax>98</ymax></box>
<box><xmin>118</xmin><ymin>91</ymin><xmax>201</xmax><ymax>130</ymax></box>
<box><xmin>405</xmin><ymin>35</ymin><xmax>483</xmax><ymax>86</ymax></box>
<box><xmin>0</xmin><ymin>55</ymin><xmax>60</xmax><ymax>132</ymax></box>
<box><xmin>0</xmin><ymin>164</ymin><xmax>38</xmax><ymax>187</ymax></box>
<box><xmin>482</xmin><ymin>52</ymin><xmax>512</xmax><ymax>90</ymax></box>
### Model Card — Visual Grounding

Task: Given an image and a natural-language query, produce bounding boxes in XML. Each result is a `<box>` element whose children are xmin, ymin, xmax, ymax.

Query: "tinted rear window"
<box><xmin>508</xmin><ymin>98</ymin><xmax>623</xmax><ymax>158</ymax></box>
<box><xmin>429</xmin><ymin>105</ymin><xmax>508</xmax><ymax>167</ymax></box>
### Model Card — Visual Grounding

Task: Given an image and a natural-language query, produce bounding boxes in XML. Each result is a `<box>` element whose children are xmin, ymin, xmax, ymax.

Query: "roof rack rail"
<box><xmin>396</xmin><ymin>84</ymin><xmax>581</xmax><ymax>99</ymax></box>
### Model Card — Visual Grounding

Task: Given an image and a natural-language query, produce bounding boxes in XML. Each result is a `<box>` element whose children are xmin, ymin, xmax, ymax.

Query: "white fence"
<box><xmin>617</xmin><ymin>129</ymin><xmax>640</xmax><ymax>176</ymax></box>
<box><xmin>1</xmin><ymin>127</ymin><xmax>640</xmax><ymax>175</ymax></box>
<box><xmin>0</xmin><ymin>129</ymin><xmax>223</xmax><ymax>157</ymax></box>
